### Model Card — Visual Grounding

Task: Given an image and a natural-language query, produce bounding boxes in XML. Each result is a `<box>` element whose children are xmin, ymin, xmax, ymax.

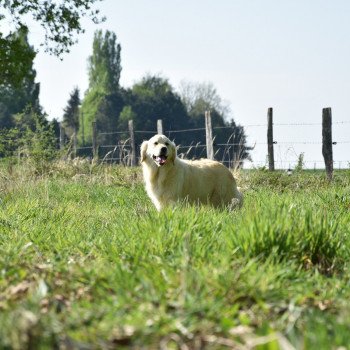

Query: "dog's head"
<box><xmin>140</xmin><ymin>134</ymin><xmax>176</xmax><ymax>166</ymax></box>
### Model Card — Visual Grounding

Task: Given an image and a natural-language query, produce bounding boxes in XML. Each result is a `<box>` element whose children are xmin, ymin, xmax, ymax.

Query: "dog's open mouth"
<box><xmin>153</xmin><ymin>155</ymin><xmax>167</xmax><ymax>166</ymax></box>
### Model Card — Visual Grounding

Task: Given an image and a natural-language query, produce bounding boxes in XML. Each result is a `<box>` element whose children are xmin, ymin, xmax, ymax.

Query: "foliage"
<box><xmin>0</xmin><ymin>166</ymin><xmax>350</xmax><ymax>348</ymax></box>
<box><xmin>0</xmin><ymin>23</ymin><xmax>57</xmax><ymax>164</ymax></box>
<box><xmin>129</xmin><ymin>75</ymin><xmax>189</xmax><ymax>144</ymax></box>
<box><xmin>49</xmin><ymin>118</ymin><xmax>61</xmax><ymax>147</ymax></box>
<box><xmin>13</xmin><ymin>106</ymin><xmax>40</xmax><ymax>132</ymax></box>
<box><xmin>79</xmin><ymin>89</ymin><xmax>126</xmax><ymax>145</ymax></box>
<box><xmin>0</xmin><ymin>128</ymin><xmax>21</xmax><ymax>157</ymax></box>
<box><xmin>79</xmin><ymin>72</ymin><xmax>252</xmax><ymax>164</ymax></box>
<box><xmin>224</xmin><ymin>119</ymin><xmax>253</xmax><ymax>168</ymax></box>
<box><xmin>178</xmin><ymin>80</ymin><xmax>251</xmax><ymax>165</ymax></box>
<box><xmin>0</xmin><ymin>0</ymin><xmax>105</xmax><ymax>57</ymax></box>
<box><xmin>179</xmin><ymin>80</ymin><xmax>230</xmax><ymax>118</ymax></box>
<box><xmin>79</xmin><ymin>89</ymin><xmax>103</xmax><ymax>144</ymax></box>
<box><xmin>62</xmin><ymin>87</ymin><xmax>81</xmax><ymax>138</ymax></box>
<box><xmin>20</xmin><ymin>113</ymin><xmax>58</xmax><ymax>165</ymax></box>
<box><xmin>119</xmin><ymin>105</ymin><xmax>136</xmax><ymax>128</ymax></box>
<box><xmin>0</xmin><ymin>112</ymin><xmax>58</xmax><ymax>165</ymax></box>
<box><xmin>88</xmin><ymin>30</ymin><xmax>122</xmax><ymax>94</ymax></box>
<box><xmin>80</xmin><ymin>30</ymin><xmax>123</xmax><ymax>145</ymax></box>
<box><xmin>0</xmin><ymin>26</ymin><xmax>35</xmax><ymax>88</ymax></box>
<box><xmin>94</xmin><ymin>91</ymin><xmax>126</xmax><ymax>144</ymax></box>
<box><xmin>0</xmin><ymin>28</ymin><xmax>41</xmax><ymax>128</ymax></box>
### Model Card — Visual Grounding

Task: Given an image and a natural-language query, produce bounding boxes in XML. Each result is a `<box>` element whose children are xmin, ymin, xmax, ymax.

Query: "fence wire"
<box><xmin>66</xmin><ymin>118</ymin><xmax>350</xmax><ymax>170</ymax></box>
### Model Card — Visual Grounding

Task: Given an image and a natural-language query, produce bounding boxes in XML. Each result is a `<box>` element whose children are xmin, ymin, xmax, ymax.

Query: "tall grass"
<box><xmin>1</xmin><ymin>160</ymin><xmax>350</xmax><ymax>348</ymax></box>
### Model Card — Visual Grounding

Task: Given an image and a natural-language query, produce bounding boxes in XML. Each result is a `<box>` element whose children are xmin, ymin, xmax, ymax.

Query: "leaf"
<box><xmin>8</xmin><ymin>281</ymin><xmax>31</xmax><ymax>298</ymax></box>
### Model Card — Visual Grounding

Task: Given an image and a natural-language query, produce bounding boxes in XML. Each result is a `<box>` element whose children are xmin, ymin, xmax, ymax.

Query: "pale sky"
<box><xmin>15</xmin><ymin>1</ymin><xmax>350</xmax><ymax>167</ymax></box>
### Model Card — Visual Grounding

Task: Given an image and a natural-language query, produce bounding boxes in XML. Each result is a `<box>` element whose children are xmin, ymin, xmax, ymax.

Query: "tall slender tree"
<box><xmin>80</xmin><ymin>30</ymin><xmax>123</xmax><ymax>143</ymax></box>
<box><xmin>62</xmin><ymin>87</ymin><xmax>81</xmax><ymax>138</ymax></box>
<box><xmin>88</xmin><ymin>30</ymin><xmax>122</xmax><ymax>94</ymax></box>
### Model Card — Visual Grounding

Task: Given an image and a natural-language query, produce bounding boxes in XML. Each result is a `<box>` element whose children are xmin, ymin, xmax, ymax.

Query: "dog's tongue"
<box><xmin>156</xmin><ymin>156</ymin><xmax>167</xmax><ymax>165</ymax></box>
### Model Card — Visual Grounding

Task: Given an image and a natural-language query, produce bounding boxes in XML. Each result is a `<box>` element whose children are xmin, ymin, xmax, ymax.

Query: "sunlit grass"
<box><xmin>1</xmin><ymin>160</ymin><xmax>350</xmax><ymax>348</ymax></box>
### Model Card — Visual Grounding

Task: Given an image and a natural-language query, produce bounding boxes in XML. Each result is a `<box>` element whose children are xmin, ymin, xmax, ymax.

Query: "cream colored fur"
<box><xmin>141</xmin><ymin>134</ymin><xmax>243</xmax><ymax>211</ymax></box>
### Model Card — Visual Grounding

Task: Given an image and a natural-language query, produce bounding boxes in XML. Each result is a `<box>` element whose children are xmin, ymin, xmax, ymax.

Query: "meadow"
<box><xmin>0</xmin><ymin>159</ymin><xmax>350</xmax><ymax>349</ymax></box>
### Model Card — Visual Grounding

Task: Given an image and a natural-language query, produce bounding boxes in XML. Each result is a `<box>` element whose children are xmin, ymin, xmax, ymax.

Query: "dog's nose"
<box><xmin>161</xmin><ymin>146</ymin><xmax>167</xmax><ymax>153</ymax></box>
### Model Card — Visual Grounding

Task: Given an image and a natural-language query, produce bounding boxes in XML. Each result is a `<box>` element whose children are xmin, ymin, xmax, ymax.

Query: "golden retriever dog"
<box><xmin>140</xmin><ymin>134</ymin><xmax>243</xmax><ymax>211</ymax></box>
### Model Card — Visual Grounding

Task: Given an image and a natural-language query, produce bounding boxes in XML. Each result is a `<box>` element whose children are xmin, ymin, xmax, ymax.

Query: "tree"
<box><xmin>80</xmin><ymin>30</ymin><xmax>123</xmax><ymax>143</ymax></box>
<box><xmin>128</xmin><ymin>75</ymin><xmax>190</xmax><ymax>146</ymax></box>
<box><xmin>94</xmin><ymin>91</ymin><xmax>126</xmax><ymax>144</ymax></box>
<box><xmin>88</xmin><ymin>30</ymin><xmax>122</xmax><ymax>93</ymax></box>
<box><xmin>62</xmin><ymin>87</ymin><xmax>81</xmax><ymax>138</ymax></box>
<box><xmin>0</xmin><ymin>26</ymin><xmax>36</xmax><ymax>89</ymax></box>
<box><xmin>0</xmin><ymin>0</ymin><xmax>105</xmax><ymax>55</ymax></box>
<box><xmin>0</xmin><ymin>28</ymin><xmax>41</xmax><ymax>129</ymax></box>
<box><xmin>0</xmin><ymin>111</ymin><xmax>58</xmax><ymax>160</ymax></box>
<box><xmin>178</xmin><ymin>80</ymin><xmax>251</xmax><ymax>166</ymax></box>
<box><xmin>0</xmin><ymin>27</ymin><xmax>59</xmax><ymax>160</ymax></box>
<box><xmin>119</xmin><ymin>106</ymin><xmax>136</xmax><ymax>128</ymax></box>
<box><xmin>49</xmin><ymin>118</ymin><xmax>61</xmax><ymax>149</ymax></box>
<box><xmin>20</xmin><ymin>113</ymin><xmax>58</xmax><ymax>165</ymax></box>
<box><xmin>0</xmin><ymin>0</ymin><xmax>104</xmax><ymax>87</ymax></box>
<box><xmin>225</xmin><ymin>119</ymin><xmax>253</xmax><ymax>169</ymax></box>
<box><xmin>178</xmin><ymin>81</ymin><xmax>230</xmax><ymax>119</ymax></box>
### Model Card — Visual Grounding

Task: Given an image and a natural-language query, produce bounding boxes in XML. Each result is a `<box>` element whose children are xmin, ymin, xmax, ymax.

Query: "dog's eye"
<box><xmin>154</xmin><ymin>142</ymin><xmax>158</xmax><ymax>145</ymax></box>
<box><xmin>165</xmin><ymin>142</ymin><xmax>169</xmax><ymax>146</ymax></box>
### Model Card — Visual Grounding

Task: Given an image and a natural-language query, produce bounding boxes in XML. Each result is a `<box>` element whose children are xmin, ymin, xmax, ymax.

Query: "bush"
<box><xmin>20</xmin><ymin>114</ymin><xmax>58</xmax><ymax>164</ymax></box>
<box><xmin>0</xmin><ymin>113</ymin><xmax>58</xmax><ymax>171</ymax></box>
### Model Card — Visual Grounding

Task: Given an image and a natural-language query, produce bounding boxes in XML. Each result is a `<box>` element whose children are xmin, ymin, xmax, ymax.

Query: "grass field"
<box><xmin>1</xmin><ymin>159</ymin><xmax>350</xmax><ymax>349</ymax></box>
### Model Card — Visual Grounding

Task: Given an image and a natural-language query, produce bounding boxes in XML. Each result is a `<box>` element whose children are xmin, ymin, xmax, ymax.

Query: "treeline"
<box><xmin>0</xmin><ymin>29</ymin><xmax>251</xmax><ymax>165</ymax></box>
<box><xmin>0</xmin><ymin>27</ymin><xmax>59</xmax><ymax>163</ymax></box>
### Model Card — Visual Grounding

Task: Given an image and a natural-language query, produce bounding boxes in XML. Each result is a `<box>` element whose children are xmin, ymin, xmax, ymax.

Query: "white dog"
<box><xmin>140</xmin><ymin>134</ymin><xmax>242</xmax><ymax>211</ymax></box>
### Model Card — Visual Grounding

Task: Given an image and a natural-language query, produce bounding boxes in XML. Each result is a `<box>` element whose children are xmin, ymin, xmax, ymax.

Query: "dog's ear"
<box><xmin>168</xmin><ymin>141</ymin><xmax>177</xmax><ymax>165</ymax></box>
<box><xmin>140</xmin><ymin>141</ymin><xmax>148</xmax><ymax>163</ymax></box>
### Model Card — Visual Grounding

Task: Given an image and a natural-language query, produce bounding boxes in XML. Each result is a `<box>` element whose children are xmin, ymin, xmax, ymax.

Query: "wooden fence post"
<box><xmin>59</xmin><ymin>123</ymin><xmax>65</xmax><ymax>150</ymax></box>
<box><xmin>157</xmin><ymin>119</ymin><xmax>163</xmax><ymax>135</ymax></box>
<box><xmin>322</xmin><ymin>107</ymin><xmax>333</xmax><ymax>180</ymax></box>
<box><xmin>92</xmin><ymin>122</ymin><xmax>98</xmax><ymax>160</ymax></box>
<box><xmin>267</xmin><ymin>107</ymin><xmax>275</xmax><ymax>171</ymax></box>
<box><xmin>205</xmin><ymin>111</ymin><xmax>214</xmax><ymax>160</ymax></box>
<box><xmin>128</xmin><ymin>120</ymin><xmax>136</xmax><ymax>166</ymax></box>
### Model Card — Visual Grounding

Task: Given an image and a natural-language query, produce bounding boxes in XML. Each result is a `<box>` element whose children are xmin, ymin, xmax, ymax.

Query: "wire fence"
<box><xmin>69</xmin><ymin>111</ymin><xmax>350</xmax><ymax>171</ymax></box>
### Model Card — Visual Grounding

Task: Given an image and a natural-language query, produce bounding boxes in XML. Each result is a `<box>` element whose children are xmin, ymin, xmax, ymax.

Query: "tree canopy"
<box><xmin>0</xmin><ymin>26</ymin><xmax>36</xmax><ymax>88</ymax></box>
<box><xmin>0</xmin><ymin>0</ymin><xmax>104</xmax><ymax>56</ymax></box>
<box><xmin>129</xmin><ymin>75</ymin><xmax>189</xmax><ymax>136</ymax></box>
<box><xmin>0</xmin><ymin>0</ymin><xmax>105</xmax><ymax>87</ymax></box>
<box><xmin>178</xmin><ymin>81</ymin><xmax>250</xmax><ymax>160</ymax></box>
<box><xmin>179</xmin><ymin>81</ymin><xmax>230</xmax><ymax>119</ymax></box>
<box><xmin>0</xmin><ymin>28</ymin><xmax>41</xmax><ymax>129</ymax></box>
<box><xmin>80</xmin><ymin>30</ymin><xmax>123</xmax><ymax>143</ymax></box>
<box><xmin>88</xmin><ymin>30</ymin><xmax>122</xmax><ymax>93</ymax></box>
